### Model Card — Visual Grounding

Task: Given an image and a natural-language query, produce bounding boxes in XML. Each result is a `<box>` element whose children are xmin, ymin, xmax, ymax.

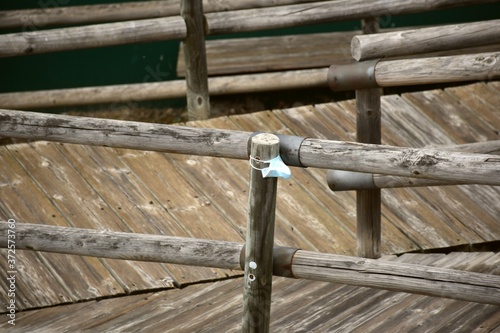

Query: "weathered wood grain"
<box><xmin>243</xmin><ymin>134</ymin><xmax>280</xmax><ymax>332</ymax></box>
<box><xmin>355</xmin><ymin>17</ymin><xmax>382</xmax><ymax>259</ymax></box>
<box><xmin>375</xmin><ymin>52</ymin><xmax>500</xmax><ymax>87</ymax></box>
<box><xmin>0</xmin><ymin>17</ymin><xmax>187</xmax><ymax>58</ymax></box>
<box><xmin>0</xmin><ymin>68</ymin><xmax>328</xmax><ymax>109</ymax></box>
<box><xmin>352</xmin><ymin>19</ymin><xmax>500</xmax><ymax>61</ymax></box>
<box><xmin>181</xmin><ymin>0</ymin><xmax>210</xmax><ymax>120</ymax></box>
<box><xmin>3</xmin><ymin>222</ymin><xmax>499</xmax><ymax>305</ymax></box>
<box><xmin>1</xmin><ymin>109</ymin><xmax>499</xmax><ymax>185</ymax></box>
<box><xmin>0</xmin><ymin>0</ymin><xmax>318</xmax><ymax>29</ymax></box>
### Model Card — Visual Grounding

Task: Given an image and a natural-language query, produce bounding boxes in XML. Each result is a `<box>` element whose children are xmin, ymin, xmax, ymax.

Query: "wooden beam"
<box><xmin>243</xmin><ymin>134</ymin><xmax>280</xmax><ymax>332</ymax></box>
<box><xmin>0</xmin><ymin>110</ymin><xmax>499</xmax><ymax>185</ymax></box>
<box><xmin>352</xmin><ymin>19</ymin><xmax>500</xmax><ymax>61</ymax></box>
<box><xmin>355</xmin><ymin>18</ymin><xmax>382</xmax><ymax>259</ymax></box>
<box><xmin>181</xmin><ymin>0</ymin><xmax>210</xmax><ymax>120</ymax></box>
<box><xmin>328</xmin><ymin>140</ymin><xmax>500</xmax><ymax>190</ymax></box>
<box><xmin>329</xmin><ymin>52</ymin><xmax>500</xmax><ymax>90</ymax></box>
<box><xmin>2</xmin><ymin>222</ymin><xmax>499</xmax><ymax>305</ymax></box>
<box><xmin>0</xmin><ymin>68</ymin><xmax>328</xmax><ymax>110</ymax></box>
<box><xmin>0</xmin><ymin>0</ymin><xmax>318</xmax><ymax>30</ymax></box>
<box><xmin>0</xmin><ymin>0</ymin><xmax>495</xmax><ymax>57</ymax></box>
<box><xmin>0</xmin><ymin>17</ymin><xmax>187</xmax><ymax>58</ymax></box>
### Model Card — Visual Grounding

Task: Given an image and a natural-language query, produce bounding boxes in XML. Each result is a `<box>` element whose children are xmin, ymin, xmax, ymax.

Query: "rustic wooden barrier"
<box><xmin>0</xmin><ymin>0</ymin><xmax>493</xmax><ymax>58</ymax></box>
<box><xmin>181</xmin><ymin>0</ymin><xmax>210</xmax><ymax>120</ymax></box>
<box><xmin>328</xmin><ymin>140</ymin><xmax>500</xmax><ymax>190</ymax></box>
<box><xmin>2</xmin><ymin>222</ymin><xmax>499</xmax><ymax>305</ymax></box>
<box><xmin>351</xmin><ymin>19</ymin><xmax>500</xmax><ymax>61</ymax></box>
<box><xmin>1</xmin><ymin>109</ymin><xmax>499</xmax><ymax>185</ymax></box>
<box><xmin>243</xmin><ymin>134</ymin><xmax>280</xmax><ymax>332</ymax></box>
<box><xmin>329</xmin><ymin>52</ymin><xmax>500</xmax><ymax>90</ymax></box>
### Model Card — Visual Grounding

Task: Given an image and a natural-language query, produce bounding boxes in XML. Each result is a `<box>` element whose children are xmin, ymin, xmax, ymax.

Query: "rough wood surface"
<box><xmin>0</xmin><ymin>0</ymin><xmax>493</xmax><ymax>57</ymax></box>
<box><xmin>243</xmin><ymin>134</ymin><xmax>280</xmax><ymax>332</ymax></box>
<box><xmin>177</xmin><ymin>31</ymin><xmax>356</xmax><ymax>76</ymax></box>
<box><xmin>181</xmin><ymin>0</ymin><xmax>210</xmax><ymax>120</ymax></box>
<box><xmin>0</xmin><ymin>109</ymin><xmax>499</xmax><ymax>185</ymax></box>
<box><xmin>352</xmin><ymin>19</ymin><xmax>500</xmax><ymax>61</ymax></box>
<box><xmin>375</xmin><ymin>52</ymin><xmax>500</xmax><ymax>86</ymax></box>
<box><xmin>2</xmin><ymin>222</ymin><xmax>499</xmax><ymax>306</ymax></box>
<box><xmin>355</xmin><ymin>18</ymin><xmax>382</xmax><ymax>259</ymax></box>
<box><xmin>0</xmin><ymin>17</ymin><xmax>187</xmax><ymax>58</ymax></box>
<box><xmin>0</xmin><ymin>222</ymin><xmax>242</xmax><ymax>270</ymax></box>
<box><xmin>0</xmin><ymin>68</ymin><xmax>328</xmax><ymax>109</ymax></box>
<box><xmin>0</xmin><ymin>0</ymin><xmax>317</xmax><ymax>29</ymax></box>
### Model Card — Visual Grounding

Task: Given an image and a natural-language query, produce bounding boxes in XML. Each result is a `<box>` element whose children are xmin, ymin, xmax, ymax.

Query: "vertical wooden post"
<box><xmin>356</xmin><ymin>18</ymin><xmax>382</xmax><ymax>259</ymax></box>
<box><xmin>181</xmin><ymin>0</ymin><xmax>210</xmax><ymax>120</ymax></box>
<box><xmin>242</xmin><ymin>133</ymin><xmax>280</xmax><ymax>333</ymax></box>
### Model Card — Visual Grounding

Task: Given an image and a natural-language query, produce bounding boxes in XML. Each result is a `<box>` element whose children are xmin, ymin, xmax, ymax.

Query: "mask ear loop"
<box><xmin>249</xmin><ymin>155</ymin><xmax>272</xmax><ymax>171</ymax></box>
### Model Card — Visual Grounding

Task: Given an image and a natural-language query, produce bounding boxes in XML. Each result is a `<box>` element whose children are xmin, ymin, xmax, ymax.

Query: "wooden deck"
<box><xmin>0</xmin><ymin>81</ymin><xmax>499</xmax><ymax>329</ymax></box>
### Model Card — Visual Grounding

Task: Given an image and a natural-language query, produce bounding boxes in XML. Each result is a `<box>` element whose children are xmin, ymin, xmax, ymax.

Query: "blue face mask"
<box><xmin>250</xmin><ymin>155</ymin><xmax>292</xmax><ymax>179</ymax></box>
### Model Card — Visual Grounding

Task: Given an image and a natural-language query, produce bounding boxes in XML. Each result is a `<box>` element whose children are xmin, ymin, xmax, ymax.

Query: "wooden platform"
<box><xmin>1</xmin><ymin>252</ymin><xmax>499</xmax><ymax>332</ymax></box>
<box><xmin>0</xmin><ymin>81</ymin><xmax>499</xmax><ymax>329</ymax></box>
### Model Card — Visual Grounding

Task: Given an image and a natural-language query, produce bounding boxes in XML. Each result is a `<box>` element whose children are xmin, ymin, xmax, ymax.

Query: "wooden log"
<box><xmin>329</xmin><ymin>52</ymin><xmax>500</xmax><ymax>90</ymax></box>
<box><xmin>0</xmin><ymin>222</ymin><xmax>243</xmax><ymax>269</ymax></box>
<box><xmin>243</xmin><ymin>134</ymin><xmax>280</xmax><ymax>332</ymax></box>
<box><xmin>0</xmin><ymin>110</ymin><xmax>499</xmax><ymax>185</ymax></box>
<box><xmin>181</xmin><ymin>0</ymin><xmax>210</xmax><ymax>120</ymax></box>
<box><xmin>352</xmin><ymin>19</ymin><xmax>500</xmax><ymax>61</ymax></box>
<box><xmin>2</xmin><ymin>222</ymin><xmax>499</xmax><ymax>305</ymax></box>
<box><xmin>0</xmin><ymin>17</ymin><xmax>187</xmax><ymax>58</ymax></box>
<box><xmin>0</xmin><ymin>0</ymin><xmax>494</xmax><ymax>57</ymax></box>
<box><xmin>0</xmin><ymin>0</ymin><xmax>317</xmax><ymax>30</ymax></box>
<box><xmin>355</xmin><ymin>18</ymin><xmax>382</xmax><ymax>259</ymax></box>
<box><xmin>328</xmin><ymin>141</ymin><xmax>500</xmax><ymax>190</ymax></box>
<box><xmin>291</xmin><ymin>250</ymin><xmax>500</xmax><ymax>306</ymax></box>
<box><xmin>0</xmin><ymin>68</ymin><xmax>328</xmax><ymax>109</ymax></box>
<box><xmin>205</xmin><ymin>0</ymin><xmax>495</xmax><ymax>35</ymax></box>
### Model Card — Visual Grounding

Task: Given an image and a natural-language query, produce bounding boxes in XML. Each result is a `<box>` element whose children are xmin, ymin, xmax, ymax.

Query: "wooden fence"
<box><xmin>0</xmin><ymin>1</ymin><xmax>499</xmax><ymax>331</ymax></box>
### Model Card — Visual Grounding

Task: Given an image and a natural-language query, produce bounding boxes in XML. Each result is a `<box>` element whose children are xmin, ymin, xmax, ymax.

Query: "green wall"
<box><xmin>1</xmin><ymin>1</ymin><xmax>499</xmax><ymax>108</ymax></box>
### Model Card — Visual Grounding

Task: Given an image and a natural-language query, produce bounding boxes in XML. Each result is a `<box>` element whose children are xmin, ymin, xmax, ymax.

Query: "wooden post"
<box><xmin>242</xmin><ymin>133</ymin><xmax>280</xmax><ymax>332</ymax></box>
<box><xmin>356</xmin><ymin>18</ymin><xmax>382</xmax><ymax>259</ymax></box>
<box><xmin>181</xmin><ymin>0</ymin><xmax>210</xmax><ymax>120</ymax></box>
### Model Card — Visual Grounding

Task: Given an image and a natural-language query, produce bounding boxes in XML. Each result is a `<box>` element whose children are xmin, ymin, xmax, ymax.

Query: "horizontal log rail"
<box><xmin>0</xmin><ymin>0</ymin><xmax>495</xmax><ymax>58</ymax></box>
<box><xmin>0</xmin><ymin>0</ymin><xmax>316</xmax><ymax>30</ymax></box>
<box><xmin>0</xmin><ymin>109</ymin><xmax>499</xmax><ymax>185</ymax></box>
<box><xmin>1</xmin><ymin>222</ymin><xmax>499</xmax><ymax>305</ymax></box>
<box><xmin>329</xmin><ymin>52</ymin><xmax>500</xmax><ymax>91</ymax></box>
<box><xmin>0</xmin><ymin>68</ymin><xmax>328</xmax><ymax>110</ymax></box>
<box><xmin>328</xmin><ymin>141</ymin><xmax>500</xmax><ymax>190</ymax></box>
<box><xmin>351</xmin><ymin>19</ymin><xmax>500</xmax><ymax>61</ymax></box>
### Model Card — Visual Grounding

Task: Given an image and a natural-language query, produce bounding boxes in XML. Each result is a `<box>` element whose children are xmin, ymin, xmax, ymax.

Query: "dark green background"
<box><xmin>1</xmin><ymin>1</ymin><xmax>499</xmax><ymax>106</ymax></box>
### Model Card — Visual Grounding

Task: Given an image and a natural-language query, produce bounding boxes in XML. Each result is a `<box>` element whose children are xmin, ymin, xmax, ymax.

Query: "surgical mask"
<box><xmin>249</xmin><ymin>155</ymin><xmax>292</xmax><ymax>179</ymax></box>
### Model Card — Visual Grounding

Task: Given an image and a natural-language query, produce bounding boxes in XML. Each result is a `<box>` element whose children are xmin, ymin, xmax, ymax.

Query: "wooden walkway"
<box><xmin>0</xmin><ymin>81</ymin><xmax>499</xmax><ymax>328</ymax></box>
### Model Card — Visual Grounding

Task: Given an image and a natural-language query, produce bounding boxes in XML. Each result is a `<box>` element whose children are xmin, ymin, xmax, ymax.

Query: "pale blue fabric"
<box><xmin>260</xmin><ymin>155</ymin><xmax>292</xmax><ymax>179</ymax></box>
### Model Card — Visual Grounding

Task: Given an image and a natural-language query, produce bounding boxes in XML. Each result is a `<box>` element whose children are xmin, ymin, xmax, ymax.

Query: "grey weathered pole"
<box><xmin>355</xmin><ymin>18</ymin><xmax>382</xmax><ymax>259</ymax></box>
<box><xmin>181</xmin><ymin>0</ymin><xmax>210</xmax><ymax>120</ymax></box>
<box><xmin>242</xmin><ymin>133</ymin><xmax>280</xmax><ymax>332</ymax></box>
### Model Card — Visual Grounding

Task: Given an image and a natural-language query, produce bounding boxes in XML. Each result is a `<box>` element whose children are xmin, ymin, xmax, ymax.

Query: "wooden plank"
<box><xmin>0</xmin><ymin>145</ymin><xmax>124</xmax><ymax>309</ymax></box>
<box><xmin>7</xmin><ymin>142</ymin><xmax>174</xmax><ymax>294</ymax></box>
<box><xmin>177</xmin><ymin>31</ymin><xmax>355</xmax><ymax>76</ymax></box>
<box><xmin>402</xmin><ymin>89</ymin><xmax>498</xmax><ymax>143</ymax></box>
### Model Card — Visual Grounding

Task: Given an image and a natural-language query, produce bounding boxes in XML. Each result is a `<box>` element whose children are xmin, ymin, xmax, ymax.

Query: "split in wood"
<box><xmin>1</xmin><ymin>222</ymin><xmax>499</xmax><ymax>306</ymax></box>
